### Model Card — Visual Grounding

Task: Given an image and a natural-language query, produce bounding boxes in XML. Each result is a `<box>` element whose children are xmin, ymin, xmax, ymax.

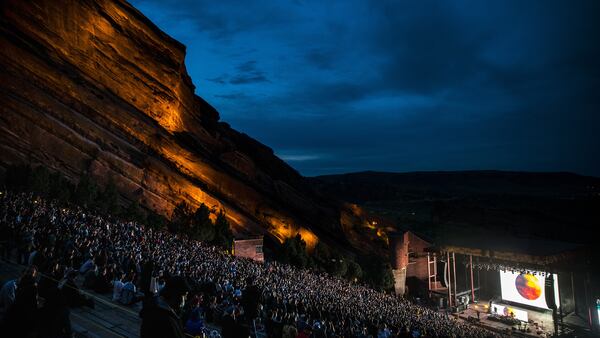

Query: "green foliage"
<box><xmin>28</xmin><ymin>166</ymin><xmax>51</xmax><ymax>195</ymax></box>
<box><xmin>169</xmin><ymin>201</ymin><xmax>191</xmax><ymax>234</ymax></box>
<box><xmin>3</xmin><ymin>165</ymin><xmax>73</xmax><ymax>202</ymax></box>
<box><xmin>378</xmin><ymin>264</ymin><xmax>395</xmax><ymax>291</ymax></box>
<box><xmin>360</xmin><ymin>254</ymin><xmax>394</xmax><ymax>291</ymax></box>
<box><xmin>329</xmin><ymin>255</ymin><xmax>348</xmax><ymax>277</ymax></box>
<box><xmin>280</xmin><ymin>234</ymin><xmax>310</xmax><ymax>268</ymax></box>
<box><xmin>48</xmin><ymin>171</ymin><xmax>72</xmax><ymax>203</ymax></box>
<box><xmin>73</xmin><ymin>173</ymin><xmax>98</xmax><ymax>207</ymax></box>
<box><xmin>312</xmin><ymin>241</ymin><xmax>332</xmax><ymax>267</ymax></box>
<box><xmin>190</xmin><ymin>203</ymin><xmax>214</xmax><ymax>242</ymax></box>
<box><xmin>4</xmin><ymin>164</ymin><xmax>32</xmax><ymax>191</ymax></box>
<box><xmin>346</xmin><ymin>260</ymin><xmax>363</xmax><ymax>281</ymax></box>
<box><xmin>146</xmin><ymin>212</ymin><xmax>168</xmax><ymax>230</ymax></box>
<box><xmin>166</xmin><ymin>202</ymin><xmax>233</xmax><ymax>248</ymax></box>
<box><xmin>123</xmin><ymin>200</ymin><xmax>146</xmax><ymax>223</ymax></box>
<box><xmin>97</xmin><ymin>178</ymin><xmax>120</xmax><ymax>215</ymax></box>
<box><xmin>213</xmin><ymin>210</ymin><xmax>233</xmax><ymax>249</ymax></box>
<box><xmin>311</xmin><ymin>242</ymin><xmax>363</xmax><ymax>280</ymax></box>
<box><xmin>3</xmin><ymin>165</ymin><xmax>395</xmax><ymax>289</ymax></box>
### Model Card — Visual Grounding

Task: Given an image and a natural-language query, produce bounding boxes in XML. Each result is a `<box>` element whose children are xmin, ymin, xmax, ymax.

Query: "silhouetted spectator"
<box><xmin>39</xmin><ymin>283</ymin><xmax>72</xmax><ymax>338</ymax></box>
<box><xmin>184</xmin><ymin>307</ymin><xmax>204</xmax><ymax>336</ymax></box>
<box><xmin>60</xmin><ymin>269</ymin><xmax>94</xmax><ymax>309</ymax></box>
<box><xmin>0</xmin><ymin>278</ymin><xmax>17</xmax><ymax>318</ymax></box>
<box><xmin>140</xmin><ymin>275</ymin><xmax>189</xmax><ymax>338</ymax></box>
<box><xmin>242</xmin><ymin>276</ymin><xmax>260</xmax><ymax>322</ymax></box>
<box><xmin>2</xmin><ymin>267</ymin><xmax>39</xmax><ymax>337</ymax></box>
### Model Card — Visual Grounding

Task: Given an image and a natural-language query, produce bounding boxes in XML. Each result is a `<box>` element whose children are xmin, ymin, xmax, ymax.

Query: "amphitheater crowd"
<box><xmin>0</xmin><ymin>191</ymin><xmax>502</xmax><ymax>337</ymax></box>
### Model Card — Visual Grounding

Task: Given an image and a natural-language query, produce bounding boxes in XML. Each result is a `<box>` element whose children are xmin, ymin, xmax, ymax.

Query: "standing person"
<box><xmin>2</xmin><ymin>267</ymin><xmax>39</xmax><ymax>337</ymax></box>
<box><xmin>0</xmin><ymin>278</ymin><xmax>18</xmax><ymax>318</ymax></box>
<box><xmin>140</xmin><ymin>276</ymin><xmax>189</xmax><ymax>338</ymax></box>
<box><xmin>38</xmin><ymin>284</ymin><xmax>72</xmax><ymax>338</ymax></box>
<box><xmin>241</xmin><ymin>276</ymin><xmax>260</xmax><ymax>323</ymax></box>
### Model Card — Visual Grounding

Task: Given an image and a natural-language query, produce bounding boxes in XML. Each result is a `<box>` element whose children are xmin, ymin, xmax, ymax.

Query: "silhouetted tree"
<box><xmin>190</xmin><ymin>203</ymin><xmax>214</xmax><ymax>242</ymax></box>
<box><xmin>97</xmin><ymin>178</ymin><xmax>120</xmax><ymax>215</ymax></box>
<box><xmin>124</xmin><ymin>201</ymin><xmax>145</xmax><ymax>224</ymax></box>
<box><xmin>73</xmin><ymin>173</ymin><xmax>98</xmax><ymax>208</ymax></box>
<box><xmin>213</xmin><ymin>210</ymin><xmax>233</xmax><ymax>249</ymax></box>
<box><xmin>312</xmin><ymin>242</ymin><xmax>331</xmax><ymax>268</ymax></box>
<box><xmin>170</xmin><ymin>201</ymin><xmax>191</xmax><ymax>234</ymax></box>
<box><xmin>28</xmin><ymin>166</ymin><xmax>51</xmax><ymax>196</ymax></box>
<box><xmin>48</xmin><ymin>171</ymin><xmax>72</xmax><ymax>203</ymax></box>
<box><xmin>329</xmin><ymin>254</ymin><xmax>348</xmax><ymax>277</ymax></box>
<box><xmin>3</xmin><ymin>164</ymin><xmax>31</xmax><ymax>191</ymax></box>
<box><xmin>346</xmin><ymin>261</ymin><xmax>363</xmax><ymax>281</ymax></box>
<box><xmin>360</xmin><ymin>254</ymin><xmax>394</xmax><ymax>291</ymax></box>
<box><xmin>280</xmin><ymin>234</ymin><xmax>310</xmax><ymax>268</ymax></box>
<box><xmin>146</xmin><ymin>212</ymin><xmax>167</xmax><ymax>230</ymax></box>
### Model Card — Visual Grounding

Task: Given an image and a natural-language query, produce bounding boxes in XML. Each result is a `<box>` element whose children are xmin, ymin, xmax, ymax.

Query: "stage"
<box><xmin>391</xmin><ymin>231</ymin><xmax>599</xmax><ymax>335</ymax></box>
<box><xmin>455</xmin><ymin>303</ymin><xmax>553</xmax><ymax>337</ymax></box>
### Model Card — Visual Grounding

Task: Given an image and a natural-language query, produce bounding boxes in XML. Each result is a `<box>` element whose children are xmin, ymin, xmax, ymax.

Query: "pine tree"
<box><xmin>213</xmin><ymin>210</ymin><xmax>233</xmax><ymax>249</ymax></box>
<box><xmin>191</xmin><ymin>203</ymin><xmax>214</xmax><ymax>242</ymax></box>
<box><xmin>28</xmin><ymin>166</ymin><xmax>51</xmax><ymax>196</ymax></box>
<box><xmin>73</xmin><ymin>173</ymin><xmax>98</xmax><ymax>208</ymax></box>
<box><xmin>97</xmin><ymin>178</ymin><xmax>120</xmax><ymax>215</ymax></box>
<box><xmin>170</xmin><ymin>201</ymin><xmax>191</xmax><ymax>234</ymax></box>
<box><xmin>124</xmin><ymin>201</ymin><xmax>145</xmax><ymax>223</ymax></box>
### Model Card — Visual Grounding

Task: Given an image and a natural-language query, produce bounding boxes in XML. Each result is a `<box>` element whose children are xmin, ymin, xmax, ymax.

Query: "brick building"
<box><xmin>390</xmin><ymin>231</ymin><xmax>433</xmax><ymax>296</ymax></box>
<box><xmin>233</xmin><ymin>236</ymin><xmax>264</xmax><ymax>262</ymax></box>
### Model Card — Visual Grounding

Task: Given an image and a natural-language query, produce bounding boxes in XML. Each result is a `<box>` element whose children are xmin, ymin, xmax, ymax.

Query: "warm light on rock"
<box><xmin>298</xmin><ymin>227</ymin><xmax>319</xmax><ymax>251</ymax></box>
<box><xmin>0</xmin><ymin>0</ymin><xmax>364</xmax><ymax>255</ymax></box>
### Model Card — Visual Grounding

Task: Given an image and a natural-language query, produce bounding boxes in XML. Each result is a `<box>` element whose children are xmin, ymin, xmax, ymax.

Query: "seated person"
<box><xmin>60</xmin><ymin>270</ymin><xmax>94</xmax><ymax>308</ymax></box>
<box><xmin>185</xmin><ymin>307</ymin><xmax>205</xmax><ymax>336</ymax></box>
<box><xmin>112</xmin><ymin>272</ymin><xmax>126</xmax><ymax>302</ymax></box>
<box><xmin>119</xmin><ymin>273</ymin><xmax>142</xmax><ymax>305</ymax></box>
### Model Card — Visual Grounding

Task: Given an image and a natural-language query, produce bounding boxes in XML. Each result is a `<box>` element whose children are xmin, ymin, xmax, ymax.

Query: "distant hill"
<box><xmin>309</xmin><ymin>171</ymin><xmax>600</xmax><ymax>245</ymax></box>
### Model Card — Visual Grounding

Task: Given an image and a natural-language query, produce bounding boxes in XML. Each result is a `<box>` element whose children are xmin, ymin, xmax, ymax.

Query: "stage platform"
<box><xmin>455</xmin><ymin>303</ymin><xmax>553</xmax><ymax>337</ymax></box>
<box><xmin>451</xmin><ymin>302</ymin><xmax>599</xmax><ymax>337</ymax></box>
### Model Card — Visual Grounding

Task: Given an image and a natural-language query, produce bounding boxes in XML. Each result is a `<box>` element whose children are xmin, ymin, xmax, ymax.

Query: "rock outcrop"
<box><xmin>0</xmin><ymin>0</ymin><xmax>365</xmax><ymax>249</ymax></box>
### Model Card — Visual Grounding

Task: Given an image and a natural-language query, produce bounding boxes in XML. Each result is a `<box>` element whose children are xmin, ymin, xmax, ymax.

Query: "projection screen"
<box><xmin>499</xmin><ymin>271</ymin><xmax>559</xmax><ymax>310</ymax></box>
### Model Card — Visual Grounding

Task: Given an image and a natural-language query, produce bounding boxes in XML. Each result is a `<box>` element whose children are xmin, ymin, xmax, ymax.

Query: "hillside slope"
<box><xmin>0</xmin><ymin>0</ymin><xmax>364</xmax><ymax>249</ymax></box>
<box><xmin>310</xmin><ymin>171</ymin><xmax>600</xmax><ymax>244</ymax></box>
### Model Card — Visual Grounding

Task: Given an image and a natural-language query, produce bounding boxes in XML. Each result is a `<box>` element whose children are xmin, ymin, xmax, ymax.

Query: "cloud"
<box><xmin>278</xmin><ymin>154</ymin><xmax>323</xmax><ymax>162</ymax></box>
<box><xmin>206</xmin><ymin>74</ymin><xmax>228</xmax><ymax>84</ymax></box>
<box><xmin>304</xmin><ymin>49</ymin><xmax>334</xmax><ymax>70</ymax></box>
<box><xmin>131</xmin><ymin>0</ymin><xmax>600</xmax><ymax>176</ymax></box>
<box><xmin>132</xmin><ymin>0</ymin><xmax>302</xmax><ymax>40</ymax></box>
<box><xmin>214</xmin><ymin>93</ymin><xmax>248</xmax><ymax>100</ymax></box>
<box><xmin>229</xmin><ymin>60</ymin><xmax>270</xmax><ymax>84</ymax></box>
<box><xmin>235</xmin><ymin>61</ymin><xmax>258</xmax><ymax>73</ymax></box>
<box><xmin>229</xmin><ymin>74</ymin><xmax>269</xmax><ymax>85</ymax></box>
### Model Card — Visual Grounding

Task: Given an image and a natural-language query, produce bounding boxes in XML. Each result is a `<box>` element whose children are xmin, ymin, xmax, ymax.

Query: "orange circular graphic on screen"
<box><xmin>515</xmin><ymin>274</ymin><xmax>542</xmax><ymax>300</ymax></box>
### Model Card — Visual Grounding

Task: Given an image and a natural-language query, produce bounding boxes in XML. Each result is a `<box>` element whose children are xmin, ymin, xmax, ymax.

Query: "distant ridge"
<box><xmin>309</xmin><ymin>170</ymin><xmax>600</xmax><ymax>245</ymax></box>
<box><xmin>311</xmin><ymin>170</ymin><xmax>600</xmax><ymax>201</ymax></box>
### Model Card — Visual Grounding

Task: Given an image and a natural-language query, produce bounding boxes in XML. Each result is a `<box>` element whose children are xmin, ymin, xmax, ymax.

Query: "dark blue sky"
<box><xmin>131</xmin><ymin>0</ymin><xmax>600</xmax><ymax>177</ymax></box>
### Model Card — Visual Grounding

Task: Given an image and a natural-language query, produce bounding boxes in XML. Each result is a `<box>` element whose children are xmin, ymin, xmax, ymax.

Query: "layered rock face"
<box><xmin>0</xmin><ymin>0</ymin><xmax>364</xmax><ymax>248</ymax></box>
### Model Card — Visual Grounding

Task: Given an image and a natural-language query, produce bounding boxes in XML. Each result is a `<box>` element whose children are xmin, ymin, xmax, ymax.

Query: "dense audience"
<box><xmin>0</xmin><ymin>191</ymin><xmax>502</xmax><ymax>337</ymax></box>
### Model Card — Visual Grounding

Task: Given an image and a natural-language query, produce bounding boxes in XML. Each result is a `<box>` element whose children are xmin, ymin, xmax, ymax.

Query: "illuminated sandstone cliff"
<box><xmin>0</xmin><ymin>0</ymin><xmax>368</xmax><ymax>249</ymax></box>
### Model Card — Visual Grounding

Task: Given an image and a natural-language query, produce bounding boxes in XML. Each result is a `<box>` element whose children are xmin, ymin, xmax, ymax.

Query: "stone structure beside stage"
<box><xmin>390</xmin><ymin>231</ymin><xmax>432</xmax><ymax>296</ymax></box>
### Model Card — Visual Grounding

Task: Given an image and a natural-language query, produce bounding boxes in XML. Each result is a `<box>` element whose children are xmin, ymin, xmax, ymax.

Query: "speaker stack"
<box><xmin>545</xmin><ymin>273</ymin><xmax>557</xmax><ymax>310</ymax></box>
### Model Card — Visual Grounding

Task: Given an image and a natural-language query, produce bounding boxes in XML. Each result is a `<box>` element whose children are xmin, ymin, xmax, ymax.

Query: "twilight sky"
<box><xmin>131</xmin><ymin>0</ymin><xmax>600</xmax><ymax>177</ymax></box>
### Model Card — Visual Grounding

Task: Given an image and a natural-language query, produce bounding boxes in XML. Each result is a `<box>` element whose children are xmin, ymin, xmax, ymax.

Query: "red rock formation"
<box><xmin>0</xmin><ymin>0</ymin><xmax>366</xmax><ymax>249</ymax></box>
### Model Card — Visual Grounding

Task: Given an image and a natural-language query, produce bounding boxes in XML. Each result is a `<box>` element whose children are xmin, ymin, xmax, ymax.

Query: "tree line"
<box><xmin>1</xmin><ymin>164</ymin><xmax>233</xmax><ymax>249</ymax></box>
<box><xmin>278</xmin><ymin>234</ymin><xmax>395</xmax><ymax>291</ymax></box>
<box><xmin>1</xmin><ymin>164</ymin><xmax>393</xmax><ymax>290</ymax></box>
